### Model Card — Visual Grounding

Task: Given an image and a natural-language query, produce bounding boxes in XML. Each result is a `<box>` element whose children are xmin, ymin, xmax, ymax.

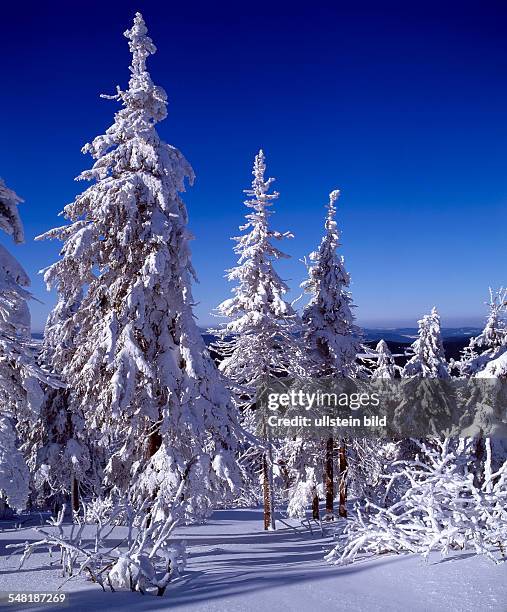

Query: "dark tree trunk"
<box><xmin>324</xmin><ymin>436</ymin><xmax>334</xmax><ymax>519</ymax></box>
<box><xmin>71</xmin><ymin>476</ymin><xmax>80</xmax><ymax>514</ymax></box>
<box><xmin>312</xmin><ymin>491</ymin><xmax>320</xmax><ymax>520</ymax></box>
<box><xmin>262</xmin><ymin>454</ymin><xmax>272</xmax><ymax>530</ymax></box>
<box><xmin>147</xmin><ymin>428</ymin><xmax>162</xmax><ymax>458</ymax></box>
<box><xmin>473</xmin><ymin>433</ymin><xmax>485</xmax><ymax>488</ymax></box>
<box><xmin>338</xmin><ymin>440</ymin><xmax>347</xmax><ymax>518</ymax></box>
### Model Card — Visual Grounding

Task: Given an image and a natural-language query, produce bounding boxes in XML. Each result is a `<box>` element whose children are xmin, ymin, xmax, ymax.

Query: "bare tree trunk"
<box><xmin>71</xmin><ymin>475</ymin><xmax>80</xmax><ymax>514</ymax></box>
<box><xmin>267</xmin><ymin>445</ymin><xmax>276</xmax><ymax>531</ymax></box>
<box><xmin>147</xmin><ymin>428</ymin><xmax>162</xmax><ymax>458</ymax></box>
<box><xmin>324</xmin><ymin>435</ymin><xmax>334</xmax><ymax>519</ymax></box>
<box><xmin>262</xmin><ymin>453</ymin><xmax>272</xmax><ymax>530</ymax></box>
<box><xmin>0</xmin><ymin>498</ymin><xmax>9</xmax><ymax>520</ymax></box>
<box><xmin>338</xmin><ymin>440</ymin><xmax>347</xmax><ymax>518</ymax></box>
<box><xmin>261</xmin><ymin>407</ymin><xmax>276</xmax><ymax>531</ymax></box>
<box><xmin>473</xmin><ymin>432</ymin><xmax>485</xmax><ymax>488</ymax></box>
<box><xmin>312</xmin><ymin>491</ymin><xmax>320</xmax><ymax>520</ymax></box>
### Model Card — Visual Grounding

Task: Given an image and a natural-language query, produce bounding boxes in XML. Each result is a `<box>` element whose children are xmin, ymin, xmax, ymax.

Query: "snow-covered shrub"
<box><xmin>325</xmin><ymin>438</ymin><xmax>507</xmax><ymax>565</ymax></box>
<box><xmin>8</xmin><ymin>480</ymin><xmax>191</xmax><ymax>595</ymax></box>
<box><xmin>81</xmin><ymin>497</ymin><xmax>117</xmax><ymax>525</ymax></box>
<box><xmin>286</xmin><ymin>466</ymin><xmax>321</xmax><ymax>519</ymax></box>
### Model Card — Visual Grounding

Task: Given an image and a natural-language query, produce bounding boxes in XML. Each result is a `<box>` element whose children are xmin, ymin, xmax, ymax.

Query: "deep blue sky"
<box><xmin>1</xmin><ymin>0</ymin><xmax>506</xmax><ymax>331</ymax></box>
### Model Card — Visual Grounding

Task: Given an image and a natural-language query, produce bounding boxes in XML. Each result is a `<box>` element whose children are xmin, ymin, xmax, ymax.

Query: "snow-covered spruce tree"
<box><xmin>456</xmin><ymin>290</ymin><xmax>507</xmax><ymax>469</ymax></box>
<box><xmin>395</xmin><ymin>308</ymin><xmax>453</xmax><ymax>441</ymax></box>
<box><xmin>37</xmin><ymin>13</ymin><xmax>241</xmax><ymax>521</ymax></box>
<box><xmin>0</xmin><ymin>179</ymin><xmax>57</xmax><ymax>514</ymax></box>
<box><xmin>286</xmin><ymin>190</ymin><xmax>363</xmax><ymax>520</ymax></box>
<box><xmin>371</xmin><ymin>340</ymin><xmax>396</xmax><ymax>379</ymax></box>
<box><xmin>402</xmin><ymin>307</ymin><xmax>449</xmax><ymax>379</ymax></box>
<box><xmin>213</xmin><ymin>150</ymin><xmax>302</xmax><ymax>530</ymax></box>
<box><xmin>457</xmin><ymin>288</ymin><xmax>507</xmax><ymax>377</ymax></box>
<box><xmin>301</xmin><ymin>190</ymin><xmax>363</xmax><ymax>379</ymax></box>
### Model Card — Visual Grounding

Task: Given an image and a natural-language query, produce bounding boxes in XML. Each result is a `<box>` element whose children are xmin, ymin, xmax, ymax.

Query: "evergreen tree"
<box><xmin>402</xmin><ymin>307</ymin><xmax>449</xmax><ymax>379</ymax></box>
<box><xmin>301</xmin><ymin>190</ymin><xmax>362</xmax><ymax>377</ymax></box>
<box><xmin>0</xmin><ymin>179</ymin><xmax>56</xmax><ymax>513</ymax></box>
<box><xmin>213</xmin><ymin>150</ymin><xmax>301</xmax><ymax>529</ymax></box>
<box><xmin>214</xmin><ymin>150</ymin><xmax>301</xmax><ymax>401</ymax></box>
<box><xmin>398</xmin><ymin>308</ymin><xmax>451</xmax><ymax>442</ymax></box>
<box><xmin>371</xmin><ymin>339</ymin><xmax>396</xmax><ymax>379</ymax></box>
<box><xmin>286</xmin><ymin>190</ymin><xmax>363</xmax><ymax>520</ymax></box>
<box><xmin>457</xmin><ymin>288</ymin><xmax>507</xmax><ymax>377</ymax></box>
<box><xmin>36</xmin><ymin>13</ymin><xmax>241</xmax><ymax>520</ymax></box>
<box><xmin>458</xmin><ymin>291</ymin><xmax>507</xmax><ymax>466</ymax></box>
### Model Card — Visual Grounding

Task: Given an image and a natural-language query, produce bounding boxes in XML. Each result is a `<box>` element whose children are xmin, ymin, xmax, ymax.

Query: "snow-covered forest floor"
<box><xmin>1</xmin><ymin>507</ymin><xmax>506</xmax><ymax>612</ymax></box>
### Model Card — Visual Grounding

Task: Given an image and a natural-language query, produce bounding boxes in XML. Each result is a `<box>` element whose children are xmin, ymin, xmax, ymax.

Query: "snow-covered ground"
<box><xmin>1</xmin><ymin>507</ymin><xmax>506</xmax><ymax>611</ymax></box>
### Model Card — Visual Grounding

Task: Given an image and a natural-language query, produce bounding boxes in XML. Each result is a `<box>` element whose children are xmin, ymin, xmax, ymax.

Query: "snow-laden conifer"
<box><xmin>402</xmin><ymin>307</ymin><xmax>449</xmax><ymax>378</ymax></box>
<box><xmin>301</xmin><ymin>190</ymin><xmax>362</xmax><ymax>377</ymax></box>
<box><xmin>395</xmin><ymin>308</ymin><xmax>453</xmax><ymax>439</ymax></box>
<box><xmin>214</xmin><ymin>150</ymin><xmax>301</xmax><ymax>403</ymax></box>
<box><xmin>371</xmin><ymin>339</ymin><xmax>396</xmax><ymax>379</ymax></box>
<box><xmin>213</xmin><ymin>150</ymin><xmax>301</xmax><ymax>529</ymax></box>
<box><xmin>37</xmin><ymin>13</ymin><xmax>240</xmax><ymax>520</ymax></box>
<box><xmin>456</xmin><ymin>291</ymin><xmax>507</xmax><ymax>463</ymax></box>
<box><xmin>457</xmin><ymin>288</ymin><xmax>507</xmax><ymax>377</ymax></box>
<box><xmin>0</xmin><ymin>179</ymin><xmax>55</xmax><ymax>511</ymax></box>
<box><xmin>286</xmin><ymin>191</ymin><xmax>363</xmax><ymax>520</ymax></box>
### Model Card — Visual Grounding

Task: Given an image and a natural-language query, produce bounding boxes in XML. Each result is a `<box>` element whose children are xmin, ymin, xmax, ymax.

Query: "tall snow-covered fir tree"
<box><xmin>214</xmin><ymin>150</ymin><xmax>302</xmax><ymax>401</ymax></box>
<box><xmin>301</xmin><ymin>189</ymin><xmax>362</xmax><ymax>378</ymax></box>
<box><xmin>36</xmin><ymin>13</ymin><xmax>241</xmax><ymax>520</ymax></box>
<box><xmin>0</xmin><ymin>179</ymin><xmax>56</xmax><ymax>513</ymax></box>
<box><xmin>213</xmin><ymin>150</ymin><xmax>301</xmax><ymax>529</ymax></box>
<box><xmin>285</xmin><ymin>190</ymin><xmax>363</xmax><ymax>520</ymax></box>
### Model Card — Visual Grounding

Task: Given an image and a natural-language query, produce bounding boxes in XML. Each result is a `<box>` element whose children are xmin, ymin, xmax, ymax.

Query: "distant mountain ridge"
<box><xmin>32</xmin><ymin>327</ymin><xmax>481</xmax><ymax>343</ymax></box>
<box><xmin>360</xmin><ymin>327</ymin><xmax>481</xmax><ymax>343</ymax></box>
<box><xmin>32</xmin><ymin>327</ymin><xmax>481</xmax><ymax>364</ymax></box>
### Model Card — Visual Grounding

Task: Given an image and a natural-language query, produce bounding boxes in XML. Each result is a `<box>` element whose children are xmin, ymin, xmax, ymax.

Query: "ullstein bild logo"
<box><xmin>257</xmin><ymin>377</ymin><xmax>507</xmax><ymax>439</ymax></box>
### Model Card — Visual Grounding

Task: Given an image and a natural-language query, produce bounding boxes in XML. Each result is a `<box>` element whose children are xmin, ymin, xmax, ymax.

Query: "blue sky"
<box><xmin>1</xmin><ymin>0</ymin><xmax>506</xmax><ymax>331</ymax></box>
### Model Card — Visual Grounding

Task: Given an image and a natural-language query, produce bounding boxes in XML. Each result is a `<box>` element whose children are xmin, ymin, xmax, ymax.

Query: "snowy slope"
<box><xmin>0</xmin><ymin>508</ymin><xmax>506</xmax><ymax>611</ymax></box>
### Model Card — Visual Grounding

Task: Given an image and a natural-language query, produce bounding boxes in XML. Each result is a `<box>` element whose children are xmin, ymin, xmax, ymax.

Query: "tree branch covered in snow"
<box><xmin>0</xmin><ymin>178</ymin><xmax>61</xmax><ymax>512</ymax></box>
<box><xmin>6</xmin><ymin>459</ymin><xmax>201</xmax><ymax>595</ymax></box>
<box><xmin>326</xmin><ymin>438</ymin><xmax>507</xmax><ymax>565</ymax></box>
